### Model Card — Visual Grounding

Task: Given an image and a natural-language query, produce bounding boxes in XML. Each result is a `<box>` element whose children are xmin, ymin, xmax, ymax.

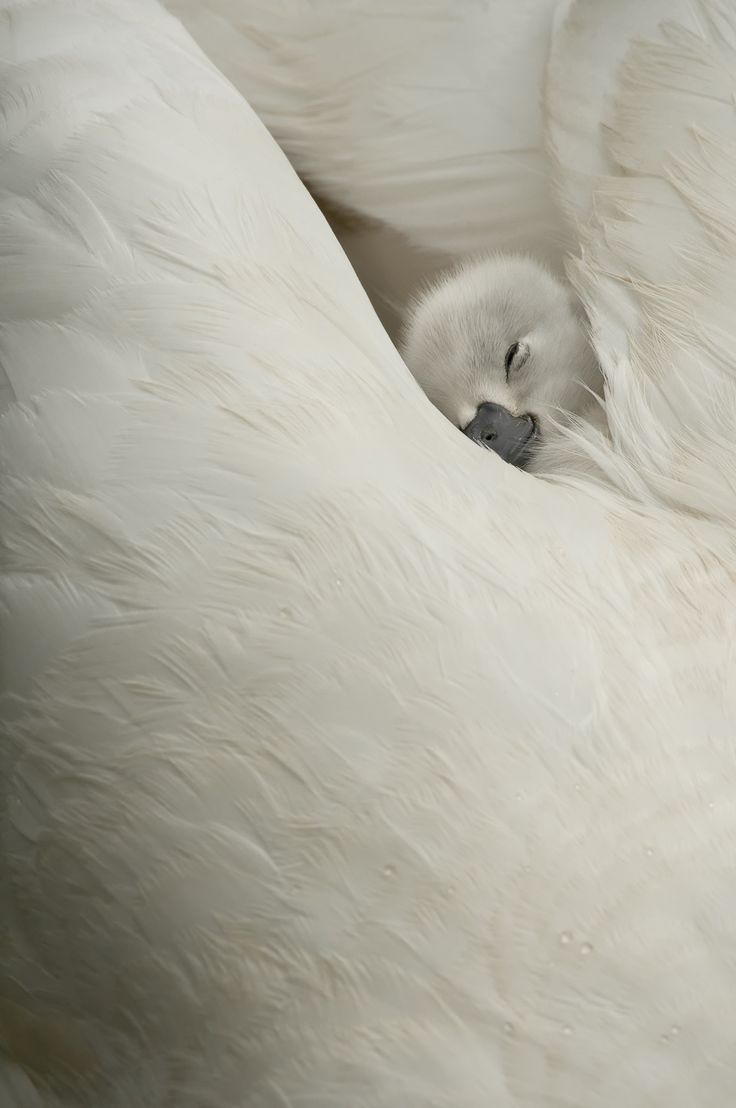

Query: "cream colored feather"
<box><xmin>3</xmin><ymin>1</ymin><xmax>736</xmax><ymax>1106</ymax></box>
<box><xmin>166</xmin><ymin>0</ymin><xmax>567</xmax><ymax>271</ymax></box>
<box><xmin>550</xmin><ymin>0</ymin><xmax>736</xmax><ymax>521</ymax></box>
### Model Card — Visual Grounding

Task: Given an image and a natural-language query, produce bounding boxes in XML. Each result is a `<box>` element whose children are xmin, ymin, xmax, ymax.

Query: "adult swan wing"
<box><xmin>166</xmin><ymin>0</ymin><xmax>566</xmax><ymax>268</ymax></box>
<box><xmin>548</xmin><ymin>0</ymin><xmax>736</xmax><ymax>520</ymax></box>
<box><xmin>3</xmin><ymin>2</ymin><xmax>736</xmax><ymax>1106</ymax></box>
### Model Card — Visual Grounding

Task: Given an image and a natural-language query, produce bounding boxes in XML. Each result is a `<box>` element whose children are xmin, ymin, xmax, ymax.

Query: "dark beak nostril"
<box><xmin>463</xmin><ymin>401</ymin><xmax>538</xmax><ymax>468</ymax></box>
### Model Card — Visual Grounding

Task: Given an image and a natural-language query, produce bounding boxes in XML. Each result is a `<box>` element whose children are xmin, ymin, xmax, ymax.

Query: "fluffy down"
<box><xmin>401</xmin><ymin>254</ymin><xmax>605</xmax><ymax>474</ymax></box>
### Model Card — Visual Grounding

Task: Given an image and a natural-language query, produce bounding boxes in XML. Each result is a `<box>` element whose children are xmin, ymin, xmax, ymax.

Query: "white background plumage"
<box><xmin>2</xmin><ymin>1</ymin><xmax>736</xmax><ymax>1105</ymax></box>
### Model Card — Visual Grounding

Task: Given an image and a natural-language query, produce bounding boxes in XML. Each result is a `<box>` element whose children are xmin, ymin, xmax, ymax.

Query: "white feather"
<box><xmin>165</xmin><ymin>0</ymin><xmax>567</xmax><ymax>270</ymax></box>
<box><xmin>3</xmin><ymin>1</ymin><xmax>736</xmax><ymax>1106</ymax></box>
<box><xmin>553</xmin><ymin>0</ymin><xmax>736</xmax><ymax>521</ymax></box>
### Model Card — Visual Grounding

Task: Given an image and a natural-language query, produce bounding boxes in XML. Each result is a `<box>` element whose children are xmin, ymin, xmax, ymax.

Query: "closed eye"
<box><xmin>504</xmin><ymin>341</ymin><xmax>529</xmax><ymax>381</ymax></box>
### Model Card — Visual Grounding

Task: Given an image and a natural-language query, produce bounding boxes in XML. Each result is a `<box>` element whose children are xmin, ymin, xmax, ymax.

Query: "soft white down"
<box><xmin>401</xmin><ymin>254</ymin><xmax>605</xmax><ymax>473</ymax></box>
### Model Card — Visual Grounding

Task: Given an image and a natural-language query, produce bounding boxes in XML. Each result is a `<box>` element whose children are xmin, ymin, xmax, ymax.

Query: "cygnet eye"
<box><xmin>504</xmin><ymin>341</ymin><xmax>529</xmax><ymax>381</ymax></box>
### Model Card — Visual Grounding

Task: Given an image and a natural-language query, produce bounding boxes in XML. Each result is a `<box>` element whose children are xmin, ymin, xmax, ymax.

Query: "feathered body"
<box><xmin>2</xmin><ymin>1</ymin><xmax>736</xmax><ymax>1106</ymax></box>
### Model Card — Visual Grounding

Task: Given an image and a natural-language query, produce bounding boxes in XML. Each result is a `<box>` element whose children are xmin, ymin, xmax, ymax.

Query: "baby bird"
<box><xmin>401</xmin><ymin>254</ymin><xmax>605</xmax><ymax>473</ymax></box>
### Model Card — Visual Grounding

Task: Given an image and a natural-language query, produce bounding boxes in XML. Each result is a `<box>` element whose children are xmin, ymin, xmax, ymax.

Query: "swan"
<box><xmin>401</xmin><ymin>253</ymin><xmax>604</xmax><ymax>472</ymax></box>
<box><xmin>4</xmin><ymin>1</ymin><xmax>736</xmax><ymax>1106</ymax></box>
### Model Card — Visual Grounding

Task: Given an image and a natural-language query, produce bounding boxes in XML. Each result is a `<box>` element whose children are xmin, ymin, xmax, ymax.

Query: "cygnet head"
<box><xmin>401</xmin><ymin>254</ymin><xmax>600</xmax><ymax>470</ymax></box>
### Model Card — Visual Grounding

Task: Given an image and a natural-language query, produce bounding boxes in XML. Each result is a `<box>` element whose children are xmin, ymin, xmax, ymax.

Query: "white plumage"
<box><xmin>2</xmin><ymin>2</ymin><xmax>736</xmax><ymax>1107</ymax></box>
<box><xmin>165</xmin><ymin>0</ymin><xmax>567</xmax><ymax>337</ymax></box>
<box><xmin>166</xmin><ymin>0</ymin><xmax>564</xmax><ymax>262</ymax></box>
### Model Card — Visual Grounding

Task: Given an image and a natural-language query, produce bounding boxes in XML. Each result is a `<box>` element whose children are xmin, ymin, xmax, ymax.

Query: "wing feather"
<box><xmin>549</xmin><ymin>0</ymin><xmax>736</xmax><ymax>521</ymax></box>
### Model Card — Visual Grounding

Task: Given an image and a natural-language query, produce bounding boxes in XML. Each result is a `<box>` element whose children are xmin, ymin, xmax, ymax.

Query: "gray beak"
<box><xmin>463</xmin><ymin>402</ymin><xmax>538</xmax><ymax>468</ymax></box>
